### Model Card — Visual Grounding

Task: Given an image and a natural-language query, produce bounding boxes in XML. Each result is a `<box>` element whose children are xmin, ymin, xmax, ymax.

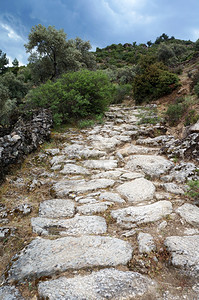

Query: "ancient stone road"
<box><xmin>1</xmin><ymin>105</ymin><xmax>199</xmax><ymax>299</ymax></box>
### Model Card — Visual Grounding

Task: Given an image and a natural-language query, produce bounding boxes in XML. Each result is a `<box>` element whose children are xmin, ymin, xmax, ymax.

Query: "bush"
<box><xmin>0</xmin><ymin>83</ymin><xmax>16</xmax><ymax>126</ymax></box>
<box><xmin>186</xmin><ymin>180</ymin><xmax>199</xmax><ymax>200</ymax></box>
<box><xmin>112</xmin><ymin>84</ymin><xmax>132</xmax><ymax>104</ymax></box>
<box><xmin>25</xmin><ymin>70</ymin><xmax>113</xmax><ymax>125</ymax></box>
<box><xmin>194</xmin><ymin>81</ymin><xmax>199</xmax><ymax>97</ymax></box>
<box><xmin>166</xmin><ymin>102</ymin><xmax>186</xmax><ymax>126</ymax></box>
<box><xmin>133</xmin><ymin>63</ymin><xmax>179</xmax><ymax>104</ymax></box>
<box><xmin>184</xmin><ymin>109</ymin><xmax>199</xmax><ymax>126</ymax></box>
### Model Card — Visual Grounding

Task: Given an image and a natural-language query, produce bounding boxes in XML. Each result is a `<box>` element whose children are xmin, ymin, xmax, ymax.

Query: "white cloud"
<box><xmin>1</xmin><ymin>23</ymin><xmax>23</xmax><ymax>41</ymax></box>
<box><xmin>191</xmin><ymin>28</ymin><xmax>199</xmax><ymax>41</ymax></box>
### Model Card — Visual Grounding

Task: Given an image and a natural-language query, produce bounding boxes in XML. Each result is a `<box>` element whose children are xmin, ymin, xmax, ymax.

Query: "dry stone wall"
<box><xmin>0</xmin><ymin>109</ymin><xmax>52</xmax><ymax>182</ymax></box>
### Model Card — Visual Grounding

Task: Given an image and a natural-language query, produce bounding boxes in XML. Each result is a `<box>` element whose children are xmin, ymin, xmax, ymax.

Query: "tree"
<box><xmin>12</xmin><ymin>58</ymin><xmax>19</xmax><ymax>67</ymax></box>
<box><xmin>0</xmin><ymin>83</ymin><xmax>16</xmax><ymax>126</ymax></box>
<box><xmin>12</xmin><ymin>58</ymin><xmax>19</xmax><ymax>75</ymax></box>
<box><xmin>0</xmin><ymin>49</ymin><xmax>9</xmax><ymax>74</ymax></box>
<box><xmin>158</xmin><ymin>44</ymin><xmax>175</xmax><ymax>64</ymax></box>
<box><xmin>25</xmin><ymin>24</ymin><xmax>96</xmax><ymax>83</ymax></box>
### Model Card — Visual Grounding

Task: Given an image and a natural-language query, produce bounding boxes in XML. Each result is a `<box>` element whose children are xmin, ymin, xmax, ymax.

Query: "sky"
<box><xmin>1</xmin><ymin>0</ymin><xmax>199</xmax><ymax>66</ymax></box>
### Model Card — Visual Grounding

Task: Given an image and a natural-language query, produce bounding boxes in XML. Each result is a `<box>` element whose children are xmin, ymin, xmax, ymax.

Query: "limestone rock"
<box><xmin>92</xmin><ymin>170</ymin><xmax>122</xmax><ymax>180</ymax></box>
<box><xmin>164</xmin><ymin>235</ymin><xmax>199</xmax><ymax>277</ymax></box>
<box><xmin>138</xmin><ymin>232</ymin><xmax>156</xmax><ymax>254</ymax></box>
<box><xmin>162</xmin><ymin>183</ymin><xmax>184</xmax><ymax>195</ymax></box>
<box><xmin>0</xmin><ymin>285</ymin><xmax>25</xmax><ymax>300</ymax></box>
<box><xmin>121</xmin><ymin>172</ymin><xmax>144</xmax><ymax>180</ymax></box>
<box><xmin>53</xmin><ymin>179</ymin><xmax>115</xmax><ymax>197</ymax></box>
<box><xmin>190</xmin><ymin>120</ymin><xmax>199</xmax><ymax>133</ymax></box>
<box><xmin>77</xmin><ymin>202</ymin><xmax>113</xmax><ymax>215</ymax></box>
<box><xmin>119</xmin><ymin>144</ymin><xmax>158</xmax><ymax>156</ymax></box>
<box><xmin>39</xmin><ymin>199</ymin><xmax>75</xmax><ymax>218</ymax></box>
<box><xmin>31</xmin><ymin>215</ymin><xmax>107</xmax><ymax>236</ymax></box>
<box><xmin>84</xmin><ymin>159</ymin><xmax>117</xmax><ymax>170</ymax></box>
<box><xmin>99</xmin><ymin>192</ymin><xmax>125</xmax><ymax>203</ymax></box>
<box><xmin>60</xmin><ymin>163</ymin><xmax>89</xmax><ymax>175</ymax></box>
<box><xmin>111</xmin><ymin>201</ymin><xmax>172</xmax><ymax>228</ymax></box>
<box><xmin>176</xmin><ymin>203</ymin><xmax>199</xmax><ymax>226</ymax></box>
<box><xmin>38</xmin><ymin>268</ymin><xmax>157</xmax><ymax>300</ymax></box>
<box><xmin>7</xmin><ymin>236</ymin><xmax>133</xmax><ymax>283</ymax></box>
<box><xmin>126</xmin><ymin>155</ymin><xmax>174</xmax><ymax>178</ymax></box>
<box><xmin>116</xmin><ymin>178</ymin><xmax>155</xmax><ymax>203</ymax></box>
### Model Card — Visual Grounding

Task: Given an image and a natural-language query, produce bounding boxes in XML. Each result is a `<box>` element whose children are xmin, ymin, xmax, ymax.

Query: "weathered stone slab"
<box><xmin>111</xmin><ymin>201</ymin><xmax>172</xmax><ymax>228</ymax></box>
<box><xmin>53</xmin><ymin>179</ymin><xmax>115</xmax><ymax>197</ymax></box>
<box><xmin>7</xmin><ymin>236</ymin><xmax>133</xmax><ymax>283</ymax></box>
<box><xmin>39</xmin><ymin>199</ymin><xmax>75</xmax><ymax>218</ymax></box>
<box><xmin>116</xmin><ymin>178</ymin><xmax>155</xmax><ymax>203</ymax></box>
<box><xmin>92</xmin><ymin>170</ymin><xmax>122</xmax><ymax>180</ymax></box>
<box><xmin>164</xmin><ymin>235</ymin><xmax>199</xmax><ymax>277</ymax></box>
<box><xmin>77</xmin><ymin>202</ymin><xmax>113</xmax><ymax>215</ymax></box>
<box><xmin>50</xmin><ymin>155</ymin><xmax>66</xmax><ymax>166</ymax></box>
<box><xmin>60</xmin><ymin>163</ymin><xmax>89</xmax><ymax>175</ymax></box>
<box><xmin>84</xmin><ymin>160</ymin><xmax>117</xmax><ymax>170</ymax></box>
<box><xmin>119</xmin><ymin>145</ymin><xmax>158</xmax><ymax>156</ymax></box>
<box><xmin>92</xmin><ymin>137</ymin><xmax>120</xmax><ymax>150</ymax></box>
<box><xmin>62</xmin><ymin>144</ymin><xmax>106</xmax><ymax>159</ymax></box>
<box><xmin>31</xmin><ymin>215</ymin><xmax>107</xmax><ymax>236</ymax></box>
<box><xmin>99</xmin><ymin>192</ymin><xmax>125</xmax><ymax>203</ymax></box>
<box><xmin>126</xmin><ymin>155</ymin><xmax>174</xmax><ymax>178</ymax></box>
<box><xmin>176</xmin><ymin>203</ymin><xmax>199</xmax><ymax>226</ymax></box>
<box><xmin>121</xmin><ymin>172</ymin><xmax>144</xmax><ymax>180</ymax></box>
<box><xmin>0</xmin><ymin>285</ymin><xmax>25</xmax><ymax>300</ymax></box>
<box><xmin>38</xmin><ymin>268</ymin><xmax>157</xmax><ymax>300</ymax></box>
<box><xmin>162</xmin><ymin>183</ymin><xmax>184</xmax><ymax>195</ymax></box>
<box><xmin>190</xmin><ymin>120</ymin><xmax>199</xmax><ymax>133</ymax></box>
<box><xmin>138</xmin><ymin>232</ymin><xmax>156</xmax><ymax>254</ymax></box>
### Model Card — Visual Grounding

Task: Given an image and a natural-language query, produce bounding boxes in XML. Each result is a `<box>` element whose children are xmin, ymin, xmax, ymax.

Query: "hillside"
<box><xmin>0</xmin><ymin>31</ymin><xmax>199</xmax><ymax>299</ymax></box>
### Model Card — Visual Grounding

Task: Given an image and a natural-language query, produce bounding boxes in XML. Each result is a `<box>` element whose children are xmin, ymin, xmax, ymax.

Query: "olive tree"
<box><xmin>0</xmin><ymin>49</ymin><xmax>9</xmax><ymax>74</ymax></box>
<box><xmin>25</xmin><ymin>24</ymin><xmax>96</xmax><ymax>83</ymax></box>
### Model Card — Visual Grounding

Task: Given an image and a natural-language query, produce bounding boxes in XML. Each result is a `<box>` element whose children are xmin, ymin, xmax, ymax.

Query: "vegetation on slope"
<box><xmin>1</xmin><ymin>28</ymin><xmax>199</xmax><ymax>131</ymax></box>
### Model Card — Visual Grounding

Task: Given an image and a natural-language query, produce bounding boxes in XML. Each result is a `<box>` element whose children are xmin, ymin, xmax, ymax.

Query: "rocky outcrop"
<box><xmin>160</xmin><ymin>132</ymin><xmax>199</xmax><ymax>162</ymax></box>
<box><xmin>0</xmin><ymin>109</ymin><xmax>52</xmax><ymax>182</ymax></box>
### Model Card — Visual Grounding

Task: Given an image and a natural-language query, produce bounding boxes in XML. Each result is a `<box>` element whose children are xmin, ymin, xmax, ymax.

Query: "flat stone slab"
<box><xmin>39</xmin><ymin>199</ymin><xmax>75</xmax><ymax>218</ymax></box>
<box><xmin>77</xmin><ymin>202</ymin><xmax>113</xmax><ymax>215</ymax></box>
<box><xmin>31</xmin><ymin>215</ymin><xmax>107</xmax><ymax>236</ymax></box>
<box><xmin>62</xmin><ymin>144</ymin><xmax>106</xmax><ymax>158</ymax></box>
<box><xmin>119</xmin><ymin>145</ymin><xmax>158</xmax><ymax>156</ymax></box>
<box><xmin>99</xmin><ymin>192</ymin><xmax>125</xmax><ymax>203</ymax></box>
<box><xmin>0</xmin><ymin>285</ymin><xmax>25</xmax><ymax>300</ymax></box>
<box><xmin>162</xmin><ymin>183</ymin><xmax>184</xmax><ymax>195</ymax></box>
<box><xmin>121</xmin><ymin>172</ymin><xmax>144</xmax><ymax>180</ymax></box>
<box><xmin>7</xmin><ymin>236</ymin><xmax>133</xmax><ymax>283</ymax></box>
<box><xmin>60</xmin><ymin>163</ymin><xmax>89</xmax><ymax>175</ymax></box>
<box><xmin>92</xmin><ymin>137</ymin><xmax>120</xmax><ymax>150</ymax></box>
<box><xmin>53</xmin><ymin>179</ymin><xmax>115</xmax><ymax>197</ymax></box>
<box><xmin>116</xmin><ymin>178</ymin><xmax>155</xmax><ymax>203</ymax></box>
<box><xmin>111</xmin><ymin>201</ymin><xmax>172</xmax><ymax>229</ymax></box>
<box><xmin>164</xmin><ymin>235</ymin><xmax>199</xmax><ymax>277</ymax></box>
<box><xmin>84</xmin><ymin>160</ymin><xmax>117</xmax><ymax>170</ymax></box>
<box><xmin>92</xmin><ymin>170</ymin><xmax>122</xmax><ymax>180</ymax></box>
<box><xmin>38</xmin><ymin>268</ymin><xmax>157</xmax><ymax>300</ymax></box>
<box><xmin>176</xmin><ymin>203</ymin><xmax>199</xmax><ymax>226</ymax></box>
<box><xmin>138</xmin><ymin>232</ymin><xmax>156</xmax><ymax>254</ymax></box>
<box><xmin>126</xmin><ymin>155</ymin><xmax>174</xmax><ymax>178</ymax></box>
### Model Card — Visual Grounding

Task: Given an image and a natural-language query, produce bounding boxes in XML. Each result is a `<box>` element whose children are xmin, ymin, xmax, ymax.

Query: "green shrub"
<box><xmin>133</xmin><ymin>63</ymin><xmax>179</xmax><ymax>104</ymax></box>
<box><xmin>0</xmin><ymin>83</ymin><xmax>17</xmax><ymax>126</ymax></box>
<box><xmin>184</xmin><ymin>109</ymin><xmax>199</xmax><ymax>126</ymax></box>
<box><xmin>25</xmin><ymin>70</ymin><xmax>113</xmax><ymax>125</ymax></box>
<box><xmin>112</xmin><ymin>84</ymin><xmax>132</xmax><ymax>104</ymax></box>
<box><xmin>194</xmin><ymin>82</ymin><xmax>199</xmax><ymax>97</ymax></box>
<box><xmin>186</xmin><ymin>180</ymin><xmax>199</xmax><ymax>200</ymax></box>
<box><xmin>166</xmin><ymin>102</ymin><xmax>186</xmax><ymax>126</ymax></box>
<box><xmin>78</xmin><ymin>119</ymin><xmax>95</xmax><ymax>128</ymax></box>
